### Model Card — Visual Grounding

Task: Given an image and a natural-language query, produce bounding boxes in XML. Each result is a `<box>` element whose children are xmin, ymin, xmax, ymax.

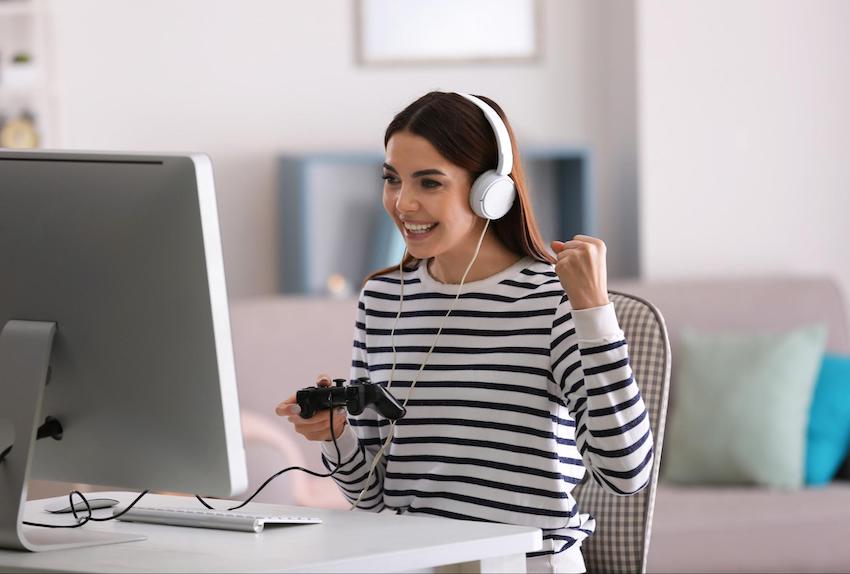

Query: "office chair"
<box><xmin>571</xmin><ymin>291</ymin><xmax>672</xmax><ymax>574</ymax></box>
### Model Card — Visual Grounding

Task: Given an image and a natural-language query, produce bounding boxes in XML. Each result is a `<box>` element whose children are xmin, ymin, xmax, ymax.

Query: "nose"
<box><xmin>395</xmin><ymin>184</ymin><xmax>419</xmax><ymax>213</ymax></box>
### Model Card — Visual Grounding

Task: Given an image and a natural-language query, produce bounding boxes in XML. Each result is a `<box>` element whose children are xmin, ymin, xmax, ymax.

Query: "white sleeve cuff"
<box><xmin>571</xmin><ymin>302</ymin><xmax>624</xmax><ymax>344</ymax></box>
<box><xmin>321</xmin><ymin>423</ymin><xmax>360</xmax><ymax>464</ymax></box>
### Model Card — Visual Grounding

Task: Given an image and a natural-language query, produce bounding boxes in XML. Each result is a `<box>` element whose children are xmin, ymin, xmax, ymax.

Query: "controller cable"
<box><xmin>196</xmin><ymin>408</ymin><xmax>347</xmax><ymax>511</ymax></box>
<box><xmin>20</xmin><ymin>408</ymin><xmax>348</xmax><ymax>526</ymax></box>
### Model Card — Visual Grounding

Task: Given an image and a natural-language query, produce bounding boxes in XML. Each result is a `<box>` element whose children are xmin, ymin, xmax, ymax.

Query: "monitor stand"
<box><xmin>0</xmin><ymin>320</ymin><xmax>145</xmax><ymax>551</ymax></box>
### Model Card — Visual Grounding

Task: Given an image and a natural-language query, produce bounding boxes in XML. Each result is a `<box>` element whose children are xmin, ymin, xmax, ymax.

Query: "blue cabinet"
<box><xmin>277</xmin><ymin>148</ymin><xmax>592</xmax><ymax>295</ymax></box>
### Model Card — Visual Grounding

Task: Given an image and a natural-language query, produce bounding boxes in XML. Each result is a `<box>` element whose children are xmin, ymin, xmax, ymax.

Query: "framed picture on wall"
<box><xmin>355</xmin><ymin>0</ymin><xmax>541</xmax><ymax>65</ymax></box>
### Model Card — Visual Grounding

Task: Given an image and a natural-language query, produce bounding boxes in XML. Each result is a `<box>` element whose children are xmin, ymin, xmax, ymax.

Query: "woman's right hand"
<box><xmin>275</xmin><ymin>374</ymin><xmax>348</xmax><ymax>441</ymax></box>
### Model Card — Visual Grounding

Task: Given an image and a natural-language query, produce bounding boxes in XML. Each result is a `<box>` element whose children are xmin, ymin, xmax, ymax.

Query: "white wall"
<box><xmin>638</xmin><ymin>0</ymin><xmax>850</xmax><ymax>299</ymax></box>
<box><xmin>46</xmin><ymin>0</ymin><xmax>639</xmax><ymax>298</ymax></box>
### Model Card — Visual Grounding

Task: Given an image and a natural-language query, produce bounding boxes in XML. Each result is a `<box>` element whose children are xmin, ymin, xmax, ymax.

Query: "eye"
<box><xmin>382</xmin><ymin>173</ymin><xmax>400</xmax><ymax>185</ymax></box>
<box><xmin>421</xmin><ymin>178</ymin><xmax>442</xmax><ymax>189</ymax></box>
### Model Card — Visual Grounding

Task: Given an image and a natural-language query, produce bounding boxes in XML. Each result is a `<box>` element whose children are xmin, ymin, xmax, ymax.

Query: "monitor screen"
<box><xmin>0</xmin><ymin>150</ymin><xmax>247</xmax><ymax>502</ymax></box>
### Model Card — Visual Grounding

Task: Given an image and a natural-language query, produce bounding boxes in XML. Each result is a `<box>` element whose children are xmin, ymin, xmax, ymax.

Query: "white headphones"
<box><xmin>456</xmin><ymin>93</ymin><xmax>517</xmax><ymax>220</ymax></box>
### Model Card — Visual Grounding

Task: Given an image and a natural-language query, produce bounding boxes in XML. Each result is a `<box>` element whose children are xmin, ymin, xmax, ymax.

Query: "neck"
<box><xmin>428</xmin><ymin>222</ymin><xmax>522</xmax><ymax>284</ymax></box>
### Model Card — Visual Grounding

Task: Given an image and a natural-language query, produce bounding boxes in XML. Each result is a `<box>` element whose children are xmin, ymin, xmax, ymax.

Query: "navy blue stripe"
<box><xmin>365</xmin><ymin>326</ymin><xmax>550</xmax><ymax>337</ymax></box>
<box><xmin>584</xmin><ymin>357</ymin><xmax>629</xmax><ymax>375</ymax></box>
<box><xmin>552</xmin><ymin>314</ymin><xmax>574</xmax><ymax>329</ymax></box>
<box><xmin>384</xmin><ymin>472</ymin><xmax>570</xmax><ymax>499</ymax></box>
<box><xmin>385</xmin><ymin>380</ymin><xmax>569</xmax><ymax>409</ymax></box>
<box><xmin>368</xmin><ymin>363</ymin><xmax>551</xmax><ymax>377</ymax></box>
<box><xmin>590</xmin><ymin>409</ymin><xmax>648</xmax><ymax>437</ymax></box>
<box><xmin>551</xmin><ymin>328</ymin><xmax>576</xmax><ymax>350</ymax></box>
<box><xmin>590</xmin><ymin>467</ymin><xmax>647</xmax><ymax>495</ymax></box>
<box><xmin>321</xmin><ymin>448</ymin><xmax>363</xmax><ymax>474</ymax></box>
<box><xmin>598</xmin><ymin>447</ymin><xmax>653</xmax><ymax>480</ymax></box>
<box><xmin>520</xmin><ymin>268</ymin><xmax>557</xmax><ymax>278</ymax></box>
<box><xmin>385</xmin><ymin>379</ymin><xmax>552</xmax><ymax>400</ymax></box>
<box><xmin>392</xmin><ymin>435</ymin><xmax>560</xmax><ymax>460</ymax></box>
<box><xmin>403</xmin><ymin>398</ymin><xmax>575</xmax><ymax>426</ymax></box>
<box><xmin>366</xmin><ymin>345</ymin><xmax>549</xmax><ymax>356</ymax></box>
<box><xmin>394</xmin><ymin>416</ymin><xmax>572</xmax><ymax>437</ymax></box>
<box><xmin>386</xmin><ymin>454</ymin><xmax>581</xmax><ymax>484</ymax></box>
<box><xmin>370</xmin><ymin>276</ymin><xmax>422</xmax><ymax>285</ymax></box>
<box><xmin>585</xmin><ymin>428</ymin><xmax>652</xmax><ymax>458</ymax></box>
<box><xmin>558</xmin><ymin>360</ymin><xmax>582</xmax><ymax>389</ymax></box>
<box><xmin>346</xmin><ymin>490</ymin><xmax>384</xmax><ymax>510</ymax></box>
<box><xmin>588</xmin><ymin>392</ymin><xmax>641</xmax><ymax>417</ymax></box>
<box><xmin>551</xmin><ymin>344</ymin><xmax>579</xmax><ymax>371</ymax></box>
<box><xmin>564</xmin><ymin>378</ymin><xmax>584</xmax><ymax>397</ymax></box>
<box><xmin>500</xmin><ymin>278</ymin><xmax>560</xmax><ymax>289</ymax></box>
<box><xmin>384</xmin><ymin>489</ymin><xmax>575</xmax><ymax>518</ymax></box>
<box><xmin>335</xmin><ymin>473</ymin><xmax>382</xmax><ymax>493</ymax></box>
<box><xmin>527</xmin><ymin>537</ymin><xmax>578</xmax><ymax>558</ymax></box>
<box><xmin>586</xmin><ymin>375</ymin><xmax>634</xmax><ymax>396</ymax></box>
<box><xmin>364</xmin><ymin>289</ymin><xmax>564</xmax><ymax>304</ymax></box>
<box><xmin>580</xmin><ymin>339</ymin><xmax>627</xmax><ymax>355</ymax></box>
<box><xmin>349</xmin><ymin>418</ymin><xmax>391</xmax><ymax>427</ymax></box>
<box><xmin>365</xmin><ymin>307</ymin><xmax>556</xmax><ymax>319</ymax></box>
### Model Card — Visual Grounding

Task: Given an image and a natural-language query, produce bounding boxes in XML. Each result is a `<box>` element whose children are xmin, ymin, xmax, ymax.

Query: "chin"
<box><xmin>404</xmin><ymin>245</ymin><xmax>431</xmax><ymax>260</ymax></box>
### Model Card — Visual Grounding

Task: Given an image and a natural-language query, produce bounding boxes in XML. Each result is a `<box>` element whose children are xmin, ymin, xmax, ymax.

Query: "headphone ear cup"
<box><xmin>469</xmin><ymin>170</ymin><xmax>517</xmax><ymax>220</ymax></box>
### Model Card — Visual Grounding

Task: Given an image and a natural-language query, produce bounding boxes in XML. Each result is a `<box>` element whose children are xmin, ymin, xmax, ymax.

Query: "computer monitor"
<box><xmin>0</xmin><ymin>149</ymin><xmax>248</xmax><ymax>551</ymax></box>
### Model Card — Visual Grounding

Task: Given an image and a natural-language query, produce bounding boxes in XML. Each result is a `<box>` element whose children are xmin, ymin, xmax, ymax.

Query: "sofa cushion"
<box><xmin>807</xmin><ymin>354</ymin><xmax>850</xmax><ymax>484</ymax></box>
<box><xmin>662</xmin><ymin>324</ymin><xmax>827</xmax><ymax>488</ymax></box>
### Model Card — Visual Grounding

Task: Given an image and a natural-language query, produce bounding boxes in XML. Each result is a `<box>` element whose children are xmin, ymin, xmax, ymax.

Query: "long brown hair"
<box><xmin>366</xmin><ymin>91</ymin><xmax>554</xmax><ymax>282</ymax></box>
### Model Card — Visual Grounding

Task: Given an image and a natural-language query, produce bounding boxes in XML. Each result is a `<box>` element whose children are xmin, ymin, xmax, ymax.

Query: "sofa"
<box><xmin>229</xmin><ymin>275</ymin><xmax>850</xmax><ymax>573</ymax></box>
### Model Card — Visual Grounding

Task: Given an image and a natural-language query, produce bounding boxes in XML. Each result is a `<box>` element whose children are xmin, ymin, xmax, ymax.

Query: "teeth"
<box><xmin>403</xmin><ymin>222</ymin><xmax>436</xmax><ymax>233</ymax></box>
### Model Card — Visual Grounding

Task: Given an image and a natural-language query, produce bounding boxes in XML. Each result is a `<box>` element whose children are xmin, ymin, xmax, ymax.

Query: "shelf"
<box><xmin>277</xmin><ymin>148</ymin><xmax>592</xmax><ymax>296</ymax></box>
<box><xmin>0</xmin><ymin>0</ymin><xmax>54</xmax><ymax>148</ymax></box>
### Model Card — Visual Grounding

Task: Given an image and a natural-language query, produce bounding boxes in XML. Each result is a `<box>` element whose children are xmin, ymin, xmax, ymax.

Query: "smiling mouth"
<box><xmin>403</xmin><ymin>222</ymin><xmax>438</xmax><ymax>235</ymax></box>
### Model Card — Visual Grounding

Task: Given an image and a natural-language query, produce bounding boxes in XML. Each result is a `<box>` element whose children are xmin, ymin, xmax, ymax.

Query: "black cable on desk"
<box><xmin>197</xmin><ymin>406</ymin><xmax>348</xmax><ymax>511</ymax></box>
<box><xmin>24</xmin><ymin>408</ymin><xmax>347</xmax><ymax>527</ymax></box>
<box><xmin>22</xmin><ymin>490</ymin><xmax>150</xmax><ymax>529</ymax></box>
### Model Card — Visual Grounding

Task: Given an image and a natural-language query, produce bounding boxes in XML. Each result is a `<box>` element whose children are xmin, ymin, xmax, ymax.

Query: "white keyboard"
<box><xmin>114</xmin><ymin>505</ymin><xmax>322</xmax><ymax>533</ymax></box>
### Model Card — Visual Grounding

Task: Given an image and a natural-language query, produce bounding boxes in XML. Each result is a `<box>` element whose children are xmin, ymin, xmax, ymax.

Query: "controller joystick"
<box><xmin>296</xmin><ymin>377</ymin><xmax>406</xmax><ymax>420</ymax></box>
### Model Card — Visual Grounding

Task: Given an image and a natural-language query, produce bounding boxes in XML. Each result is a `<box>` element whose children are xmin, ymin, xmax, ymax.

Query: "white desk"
<box><xmin>0</xmin><ymin>492</ymin><xmax>542</xmax><ymax>573</ymax></box>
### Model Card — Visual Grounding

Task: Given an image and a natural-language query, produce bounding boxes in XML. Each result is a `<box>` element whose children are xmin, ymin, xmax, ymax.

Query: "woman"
<box><xmin>276</xmin><ymin>91</ymin><xmax>653</xmax><ymax>573</ymax></box>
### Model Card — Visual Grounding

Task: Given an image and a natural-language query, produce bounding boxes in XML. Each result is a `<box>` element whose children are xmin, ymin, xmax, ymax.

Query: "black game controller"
<box><xmin>296</xmin><ymin>377</ymin><xmax>407</xmax><ymax>421</ymax></box>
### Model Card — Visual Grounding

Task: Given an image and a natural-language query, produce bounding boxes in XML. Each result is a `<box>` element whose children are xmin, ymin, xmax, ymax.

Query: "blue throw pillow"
<box><xmin>806</xmin><ymin>354</ymin><xmax>850</xmax><ymax>485</ymax></box>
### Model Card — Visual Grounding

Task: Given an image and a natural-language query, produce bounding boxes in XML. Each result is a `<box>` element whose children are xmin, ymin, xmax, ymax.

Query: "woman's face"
<box><xmin>382</xmin><ymin>130</ymin><xmax>479</xmax><ymax>260</ymax></box>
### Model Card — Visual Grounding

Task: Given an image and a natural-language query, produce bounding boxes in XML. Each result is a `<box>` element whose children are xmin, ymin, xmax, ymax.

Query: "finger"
<box><xmin>291</xmin><ymin>407</ymin><xmax>344</xmax><ymax>428</ymax></box>
<box><xmin>275</xmin><ymin>401</ymin><xmax>300</xmax><ymax>416</ymax></box>
<box><xmin>573</xmin><ymin>234</ymin><xmax>602</xmax><ymax>243</ymax></box>
<box><xmin>289</xmin><ymin>413</ymin><xmax>329</xmax><ymax>428</ymax></box>
<box><xmin>573</xmin><ymin>235</ymin><xmax>606</xmax><ymax>250</ymax></box>
<box><xmin>316</xmin><ymin>374</ymin><xmax>332</xmax><ymax>387</ymax></box>
<box><xmin>551</xmin><ymin>240</ymin><xmax>566</xmax><ymax>253</ymax></box>
<box><xmin>556</xmin><ymin>240</ymin><xmax>596</xmax><ymax>258</ymax></box>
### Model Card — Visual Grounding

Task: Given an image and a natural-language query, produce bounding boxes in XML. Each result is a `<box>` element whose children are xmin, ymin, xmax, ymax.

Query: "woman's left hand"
<box><xmin>551</xmin><ymin>235</ymin><xmax>610</xmax><ymax>310</ymax></box>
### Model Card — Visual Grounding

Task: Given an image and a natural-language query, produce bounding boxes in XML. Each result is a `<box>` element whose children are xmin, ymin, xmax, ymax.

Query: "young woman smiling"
<box><xmin>277</xmin><ymin>92</ymin><xmax>653</xmax><ymax>574</ymax></box>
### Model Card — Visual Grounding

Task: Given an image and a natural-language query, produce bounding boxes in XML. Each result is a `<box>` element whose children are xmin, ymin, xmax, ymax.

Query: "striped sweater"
<box><xmin>320</xmin><ymin>256</ymin><xmax>654</xmax><ymax>557</ymax></box>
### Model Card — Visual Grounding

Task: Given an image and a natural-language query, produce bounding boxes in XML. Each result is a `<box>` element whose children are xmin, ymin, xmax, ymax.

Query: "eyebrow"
<box><xmin>382</xmin><ymin>163</ymin><xmax>447</xmax><ymax>178</ymax></box>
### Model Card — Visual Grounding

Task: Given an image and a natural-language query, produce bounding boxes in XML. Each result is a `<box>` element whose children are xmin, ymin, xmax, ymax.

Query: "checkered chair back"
<box><xmin>572</xmin><ymin>291</ymin><xmax>671</xmax><ymax>573</ymax></box>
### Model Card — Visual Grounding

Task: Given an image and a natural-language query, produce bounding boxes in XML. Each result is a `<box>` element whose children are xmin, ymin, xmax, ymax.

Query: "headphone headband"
<box><xmin>456</xmin><ymin>93</ymin><xmax>514</xmax><ymax>176</ymax></box>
